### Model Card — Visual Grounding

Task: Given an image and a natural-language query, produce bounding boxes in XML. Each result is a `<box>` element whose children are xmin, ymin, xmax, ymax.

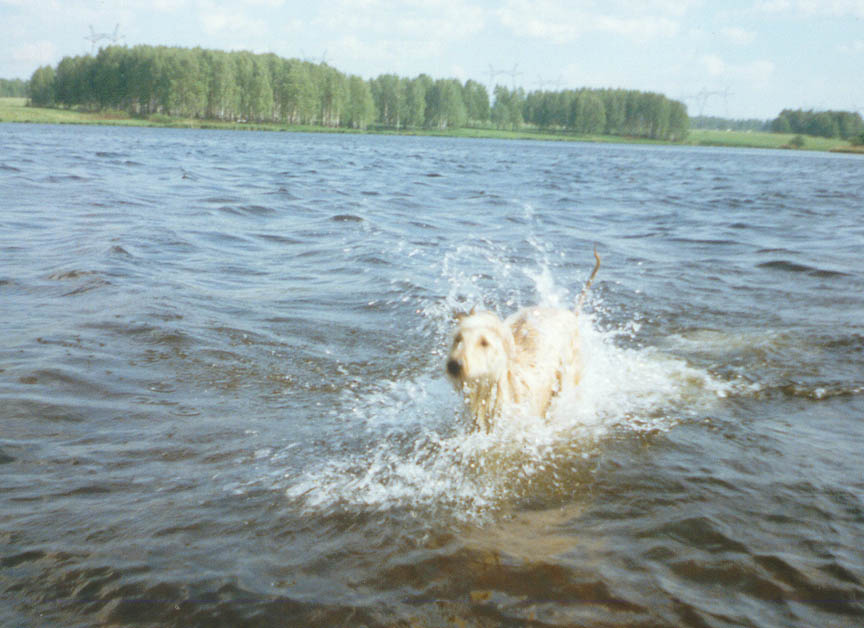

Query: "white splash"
<box><xmin>281</xmin><ymin>234</ymin><xmax>739</xmax><ymax>522</ymax></box>
<box><xmin>282</xmin><ymin>309</ymin><xmax>733</xmax><ymax>522</ymax></box>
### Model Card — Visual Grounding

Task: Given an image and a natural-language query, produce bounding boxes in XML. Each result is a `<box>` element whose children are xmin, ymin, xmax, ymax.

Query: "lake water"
<box><xmin>1</xmin><ymin>123</ymin><xmax>863</xmax><ymax>627</ymax></box>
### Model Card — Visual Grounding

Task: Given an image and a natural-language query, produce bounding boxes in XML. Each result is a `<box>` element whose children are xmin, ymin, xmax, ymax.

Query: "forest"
<box><xmin>770</xmin><ymin>108</ymin><xmax>864</xmax><ymax>140</ymax></box>
<box><xmin>24</xmin><ymin>44</ymin><xmax>690</xmax><ymax>141</ymax></box>
<box><xmin>0</xmin><ymin>78</ymin><xmax>27</xmax><ymax>97</ymax></box>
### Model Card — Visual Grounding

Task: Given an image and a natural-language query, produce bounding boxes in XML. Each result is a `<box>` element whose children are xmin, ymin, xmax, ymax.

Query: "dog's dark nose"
<box><xmin>446</xmin><ymin>359</ymin><xmax>461</xmax><ymax>377</ymax></box>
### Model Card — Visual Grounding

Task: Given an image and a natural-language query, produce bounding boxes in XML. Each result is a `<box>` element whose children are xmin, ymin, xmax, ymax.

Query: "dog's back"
<box><xmin>506</xmin><ymin>307</ymin><xmax>582</xmax><ymax>418</ymax></box>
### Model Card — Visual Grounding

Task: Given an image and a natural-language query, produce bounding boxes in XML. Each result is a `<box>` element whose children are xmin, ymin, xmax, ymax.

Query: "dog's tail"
<box><xmin>576</xmin><ymin>246</ymin><xmax>601</xmax><ymax>313</ymax></box>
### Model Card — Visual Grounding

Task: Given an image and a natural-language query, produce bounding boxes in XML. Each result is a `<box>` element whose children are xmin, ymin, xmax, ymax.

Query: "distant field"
<box><xmin>0</xmin><ymin>98</ymin><xmax>349</xmax><ymax>132</ymax></box>
<box><xmin>0</xmin><ymin>97</ymin><xmax>150</xmax><ymax>126</ymax></box>
<box><xmin>685</xmin><ymin>128</ymin><xmax>850</xmax><ymax>152</ymax></box>
<box><xmin>1</xmin><ymin>97</ymin><xmax>859</xmax><ymax>153</ymax></box>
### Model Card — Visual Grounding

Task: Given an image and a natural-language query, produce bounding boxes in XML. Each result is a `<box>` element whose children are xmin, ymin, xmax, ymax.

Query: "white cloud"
<box><xmin>323</xmin><ymin>0</ymin><xmax>486</xmax><ymax>39</ymax></box>
<box><xmin>329</xmin><ymin>34</ymin><xmax>447</xmax><ymax>76</ymax></box>
<box><xmin>240</xmin><ymin>0</ymin><xmax>286</xmax><ymax>6</ymax></box>
<box><xmin>796</xmin><ymin>0</ymin><xmax>864</xmax><ymax>17</ymax></box>
<box><xmin>0</xmin><ymin>0</ymin><xmax>59</xmax><ymax>7</ymax></box>
<box><xmin>837</xmin><ymin>39</ymin><xmax>864</xmax><ymax>53</ymax></box>
<box><xmin>497</xmin><ymin>2</ymin><xmax>582</xmax><ymax>44</ymax></box>
<box><xmin>151</xmin><ymin>0</ymin><xmax>184</xmax><ymax>9</ymax></box>
<box><xmin>605</xmin><ymin>0</ymin><xmax>702</xmax><ymax>16</ymax></box>
<box><xmin>496</xmin><ymin>0</ymin><xmax>684</xmax><ymax>44</ymax></box>
<box><xmin>337</xmin><ymin>34</ymin><xmax>441</xmax><ymax>60</ymax></box>
<box><xmin>751</xmin><ymin>0</ymin><xmax>792</xmax><ymax>12</ymax></box>
<box><xmin>754</xmin><ymin>0</ymin><xmax>864</xmax><ymax>17</ymax></box>
<box><xmin>196</xmin><ymin>1</ymin><xmax>269</xmax><ymax>37</ymax></box>
<box><xmin>720</xmin><ymin>26</ymin><xmax>756</xmax><ymax>45</ymax></box>
<box><xmin>596</xmin><ymin>15</ymin><xmax>680</xmax><ymax>39</ymax></box>
<box><xmin>701</xmin><ymin>54</ymin><xmax>775</xmax><ymax>81</ymax></box>
<box><xmin>76</xmin><ymin>0</ymin><xmax>189</xmax><ymax>10</ymax></box>
<box><xmin>12</xmin><ymin>40</ymin><xmax>58</xmax><ymax>66</ymax></box>
<box><xmin>702</xmin><ymin>54</ymin><xmax>726</xmax><ymax>76</ymax></box>
<box><xmin>318</xmin><ymin>0</ymin><xmax>486</xmax><ymax>75</ymax></box>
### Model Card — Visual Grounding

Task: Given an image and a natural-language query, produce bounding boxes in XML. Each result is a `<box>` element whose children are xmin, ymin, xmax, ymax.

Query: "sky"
<box><xmin>1</xmin><ymin>0</ymin><xmax>863</xmax><ymax>120</ymax></box>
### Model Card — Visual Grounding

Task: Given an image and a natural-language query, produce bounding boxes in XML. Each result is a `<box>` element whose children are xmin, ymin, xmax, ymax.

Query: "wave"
<box><xmin>216</xmin><ymin>204</ymin><xmax>277</xmax><ymax>217</ymax></box>
<box><xmin>757</xmin><ymin>259</ymin><xmax>850</xmax><ymax>278</ymax></box>
<box><xmin>329</xmin><ymin>213</ymin><xmax>364</xmax><ymax>223</ymax></box>
<box><xmin>660</xmin><ymin>328</ymin><xmax>864</xmax><ymax>401</ymax></box>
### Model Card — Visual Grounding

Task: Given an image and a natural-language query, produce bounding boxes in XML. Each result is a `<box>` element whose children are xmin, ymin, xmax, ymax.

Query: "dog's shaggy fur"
<box><xmin>446</xmin><ymin>250</ymin><xmax>600</xmax><ymax>432</ymax></box>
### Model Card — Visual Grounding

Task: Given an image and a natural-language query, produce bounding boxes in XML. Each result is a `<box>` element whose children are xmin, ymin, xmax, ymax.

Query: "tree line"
<box><xmin>27</xmin><ymin>46</ymin><xmax>376</xmax><ymax>128</ymax></box>
<box><xmin>522</xmin><ymin>88</ymin><xmax>689</xmax><ymax>140</ymax></box>
<box><xmin>0</xmin><ymin>78</ymin><xmax>27</xmax><ymax>97</ymax></box>
<box><xmin>770</xmin><ymin>108</ymin><xmax>864</xmax><ymax>140</ymax></box>
<box><xmin>26</xmin><ymin>44</ymin><xmax>691</xmax><ymax>140</ymax></box>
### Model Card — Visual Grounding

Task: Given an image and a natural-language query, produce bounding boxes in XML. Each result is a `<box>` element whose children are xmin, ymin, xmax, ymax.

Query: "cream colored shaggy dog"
<box><xmin>446</xmin><ymin>250</ymin><xmax>601</xmax><ymax>432</ymax></box>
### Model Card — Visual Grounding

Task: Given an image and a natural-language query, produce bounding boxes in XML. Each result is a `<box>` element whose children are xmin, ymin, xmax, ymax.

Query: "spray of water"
<box><xmin>281</xmin><ymin>217</ymin><xmax>737</xmax><ymax>523</ymax></box>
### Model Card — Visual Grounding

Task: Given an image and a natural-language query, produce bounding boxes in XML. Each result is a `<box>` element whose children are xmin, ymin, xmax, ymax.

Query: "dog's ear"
<box><xmin>454</xmin><ymin>306</ymin><xmax>483</xmax><ymax>322</ymax></box>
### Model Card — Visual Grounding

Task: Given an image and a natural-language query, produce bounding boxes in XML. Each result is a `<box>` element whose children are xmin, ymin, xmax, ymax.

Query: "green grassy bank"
<box><xmin>686</xmin><ymin>127</ymin><xmax>861</xmax><ymax>152</ymax></box>
<box><xmin>2</xmin><ymin>97</ymin><xmax>861</xmax><ymax>153</ymax></box>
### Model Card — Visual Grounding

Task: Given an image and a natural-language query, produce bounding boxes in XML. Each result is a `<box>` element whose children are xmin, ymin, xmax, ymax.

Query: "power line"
<box><xmin>506</xmin><ymin>63</ymin><xmax>522</xmax><ymax>90</ymax></box>
<box><xmin>487</xmin><ymin>64</ymin><xmax>505</xmax><ymax>93</ymax></box>
<box><xmin>84</xmin><ymin>24</ymin><xmax>124</xmax><ymax>53</ymax></box>
<box><xmin>487</xmin><ymin>63</ymin><xmax>522</xmax><ymax>91</ymax></box>
<box><xmin>682</xmin><ymin>88</ymin><xmax>732</xmax><ymax>117</ymax></box>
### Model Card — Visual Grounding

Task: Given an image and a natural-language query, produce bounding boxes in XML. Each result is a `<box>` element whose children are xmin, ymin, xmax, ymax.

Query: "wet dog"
<box><xmin>446</xmin><ymin>249</ymin><xmax>600</xmax><ymax>432</ymax></box>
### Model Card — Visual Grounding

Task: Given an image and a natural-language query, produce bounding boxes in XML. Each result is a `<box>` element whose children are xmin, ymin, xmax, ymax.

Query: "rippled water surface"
<box><xmin>2</xmin><ymin>123</ymin><xmax>863</xmax><ymax>626</ymax></box>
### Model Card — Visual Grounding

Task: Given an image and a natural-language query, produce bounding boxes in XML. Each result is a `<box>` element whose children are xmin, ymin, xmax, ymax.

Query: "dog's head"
<box><xmin>446</xmin><ymin>309</ymin><xmax>514</xmax><ymax>387</ymax></box>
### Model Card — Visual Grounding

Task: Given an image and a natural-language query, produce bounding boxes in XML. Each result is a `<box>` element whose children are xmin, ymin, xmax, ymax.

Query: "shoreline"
<box><xmin>1</xmin><ymin>98</ymin><xmax>859</xmax><ymax>153</ymax></box>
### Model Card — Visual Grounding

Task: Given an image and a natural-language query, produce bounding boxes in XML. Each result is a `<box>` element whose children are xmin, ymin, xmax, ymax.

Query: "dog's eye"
<box><xmin>479</xmin><ymin>337</ymin><xmax>489</xmax><ymax>348</ymax></box>
<box><xmin>454</xmin><ymin>333</ymin><xmax>462</xmax><ymax>344</ymax></box>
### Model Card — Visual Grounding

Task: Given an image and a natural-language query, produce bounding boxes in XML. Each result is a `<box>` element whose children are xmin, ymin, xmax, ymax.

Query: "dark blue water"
<box><xmin>2</xmin><ymin>123</ymin><xmax>863</xmax><ymax>626</ymax></box>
